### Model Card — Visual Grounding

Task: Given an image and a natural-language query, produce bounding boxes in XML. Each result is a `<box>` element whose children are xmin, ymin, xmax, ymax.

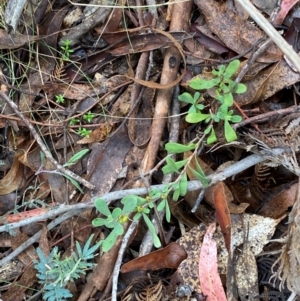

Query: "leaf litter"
<box><xmin>1</xmin><ymin>0</ymin><xmax>300</xmax><ymax>300</ymax></box>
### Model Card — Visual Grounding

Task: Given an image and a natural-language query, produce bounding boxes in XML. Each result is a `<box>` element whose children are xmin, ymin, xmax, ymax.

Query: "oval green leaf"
<box><xmin>165</xmin><ymin>142</ymin><xmax>196</xmax><ymax>153</ymax></box>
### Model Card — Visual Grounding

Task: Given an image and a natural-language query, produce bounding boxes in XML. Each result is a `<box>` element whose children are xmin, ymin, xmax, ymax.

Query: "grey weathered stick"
<box><xmin>0</xmin><ymin>91</ymin><xmax>95</xmax><ymax>190</ymax></box>
<box><xmin>0</xmin><ymin>153</ymin><xmax>265</xmax><ymax>234</ymax></box>
<box><xmin>111</xmin><ymin>221</ymin><xmax>138</xmax><ymax>301</ymax></box>
<box><xmin>4</xmin><ymin>0</ymin><xmax>27</xmax><ymax>32</ymax></box>
<box><xmin>235</xmin><ymin>0</ymin><xmax>300</xmax><ymax>73</ymax></box>
<box><xmin>0</xmin><ymin>209</ymin><xmax>82</xmax><ymax>267</ymax></box>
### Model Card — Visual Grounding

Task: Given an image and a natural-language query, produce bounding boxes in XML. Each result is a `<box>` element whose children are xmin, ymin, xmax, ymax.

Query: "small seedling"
<box><xmin>55</xmin><ymin>94</ymin><xmax>65</xmax><ymax>104</ymax></box>
<box><xmin>60</xmin><ymin>39</ymin><xmax>74</xmax><ymax>61</ymax></box>
<box><xmin>83</xmin><ymin>111</ymin><xmax>96</xmax><ymax>123</ymax></box>
<box><xmin>179</xmin><ymin>59</ymin><xmax>246</xmax><ymax>143</ymax></box>
<box><xmin>77</xmin><ymin>128</ymin><xmax>92</xmax><ymax>138</ymax></box>
<box><xmin>70</xmin><ymin>118</ymin><xmax>80</xmax><ymax>125</ymax></box>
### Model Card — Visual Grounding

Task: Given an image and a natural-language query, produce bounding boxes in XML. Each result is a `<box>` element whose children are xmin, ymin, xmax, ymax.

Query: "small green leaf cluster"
<box><xmin>162</xmin><ymin>142</ymin><xmax>210</xmax><ymax>200</ymax></box>
<box><xmin>179</xmin><ymin>59</ymin><xmax>246</xmax><ymax>143</ymax></box>
<box><xmin>83</xmin><ymin>111</ymin><xmax>96</xmax><ymax>123</ymax></box>
<box><xmin>77</xmin><ymin>127</ymin><xmax>92</xmax><ymax>138</ymax></box>
<box><xmin>34</xmin><ymin>234</ymin><xmax>101</xmax><ymax>301</ymax></box>
<box><xmin>55</xmin><ymin>94</ymin><xmax>65</xmax><ymax>104</ymax></box>
<box><xmin>92</xmin><ymin>189</ymin><xmax>176</xmax><ymax>252</ymax></box>
<box><xmin>60</xmin><ymin>39</ymin><xmax>74</xmax><ymax>61</ymax></box>
<box><xmin>69</xmin><ymin>111</ymin><xmax>96</xmax><ymax>137</ymax></box>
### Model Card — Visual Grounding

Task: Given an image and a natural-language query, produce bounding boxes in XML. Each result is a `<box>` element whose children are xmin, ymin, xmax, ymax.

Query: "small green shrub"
<box><xmin>34</xmin><ymin>235</ymin><xmax>102</xmax><ymax>301</ymax></box>
<box><xmin>179</xmin><ymin>59</ymin><xmax>246</xmax><ymax>143</ymax></box>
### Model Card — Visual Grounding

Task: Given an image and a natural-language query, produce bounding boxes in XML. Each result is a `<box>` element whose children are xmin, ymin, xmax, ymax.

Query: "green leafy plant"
<box><xmin>77</xmin><ymin>127</ymin><xmax>92</xmax><ymax>138</ymax></box>
<box><xmin>63</xmin><ymin>149</ymin><xmax>90</xmax><ymax>167</ymax></box>
<box><xmin>163</xmin><ymin>142</ymin><xmax>210</xmax><ymax>200</ymax></box>
<box><xmin>60</xmin><ymin>39</ymin><xmax>74</xmax><ymax>61</ymax></box>
<box><xmin>90</xmin><ymin>63</ymin><xmax>245</xmax><ymax>254</ymax></box>
<box><xmin>34</xmin><ymin>234</ymin><xmax>102</xmax><ymax>301</ymax></box>
<box><xmin>55</xmin><ymin>94</ymin><xmax>65</xmax><ymax>104</ymax></box>
<box><xmin>179</xmin><ymin>59</ymin><xmax>246</xmax><ymax>143</ymax></box>
<box><xmin>69</xmin><ymin>118</ymin><xmax>80</xmax><ymax>125</ymax></box>
<box><xmin>83</xmin><ymin>111</ymin><xmax>96</xmax><ymax>123</ymax></box>
<box><xmin>92</xmin><ymin>141</ymin><xmax>211</xmax><ymax>252</ymax></box>
<box><xmin>93</xmin><ymin>192</ymin><xmax>174</xmax><ymax>251</ymax></box>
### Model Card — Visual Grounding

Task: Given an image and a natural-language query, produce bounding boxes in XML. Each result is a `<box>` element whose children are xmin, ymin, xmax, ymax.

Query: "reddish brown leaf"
<box><xmin>0</xmin><ymin>208</ymin><xmax>50</xmax><ymax>225</ymax></box>
<box><xmin>213</xmin><ymin>182</ymin><xmax>231</xmax><ymax>252</ymax></box>
<box><xmin>121</xmin><ymin>242</ymin><xmax>187</xmax><ymax>273</ymax></box>
<box><xmin>199</xmin><ymin>223</ymin><xmax>226</xmax><ymax>301</ymax></box>
<box><xmin>273</xmin><ymin>0</ymin><xmax>300</xmax><ymax>25</ymax></box>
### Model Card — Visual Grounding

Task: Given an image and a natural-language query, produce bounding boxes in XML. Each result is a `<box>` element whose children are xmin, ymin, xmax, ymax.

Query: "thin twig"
<box><xmin>233</xmin><ymin>105</ymin><xmax>300</xmax><ymax>130</ymax></box>
<box><xmin>111</xmin><ymin>221</ymin><xmax>138</xmax><ymax>301</ymax></box>
<box><xmin>0</xmin><ymin>91</ymin><xmax>95</xmax><ymax>190</ymax></box>
<box><xmin>0</xmin><ymin>210</ymin><xmax>82</xmax><ymax>267</ymax></box>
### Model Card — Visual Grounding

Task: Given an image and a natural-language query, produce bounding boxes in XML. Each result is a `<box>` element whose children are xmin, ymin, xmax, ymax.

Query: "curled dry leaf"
<box><xmin>198</xmin><ymin>223</ymin><xmax>227</xmax><ymax>301</ymax></box>
<box><xmin>213</xmin><ymin>182</ymin><xmax>231</xmax><ymax>252</ymax></box>
<box><xmin>235</xmin><ymin>59</ymin><xmax>300</xmax><ymax>106</ymax></box>
<box><xmin>0</xmin><ymin>150</ymin><xmax>24</xmax><ymax>195</ymax></box>
<box><xmin>77</xmin><ymin>122</ymin><xmax>114</xmax><ymax>144</ymax></box>
<box><xmin>121</xmin><ymin>242</ymin><xmax>187</xmax><ymax>273</ymax></box>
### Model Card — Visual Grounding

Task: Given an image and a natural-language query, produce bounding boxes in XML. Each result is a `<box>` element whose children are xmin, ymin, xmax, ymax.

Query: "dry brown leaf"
<box><xmin>235</xmin><ymin>243</ymin><xmax>259</xmax><ymax>301</ymax></box>
<box><xmin>0</xmin><ymin>150</ymin><xmax>24</xmax><ymax>195</ymax></box>
<box><xmin>213</xmin><ymin>182</ymin><xmax>231</xmax><ymax>252</ymax></box>
<box><xmin>0</xmin><ymin>29</ymin><xmax>43</xmax><ymax>49</ymax></box>
<box><xmin>259</xmin><ymin>182</ymin><xmax>298</xmax><ymax>218</ymax></box>
<box><xmin>41</xmin><ymin>82</ymin><xmax>102</xmax><ymax>100</ymax></box>
<box><xmin>235</xmin><ymin>58</ymin><xmax>300</xmax><ymax>106</ymax></box>
<box><xmin>77</xmin><ymin>122</ymin><xmax>113</xmax><ymax>144</ymax></box>
<box><xmin>121</xmin><ymin>242</ymin><xmax>187</xmax><ymax>273</ymax></box>
<box><xmin>194</xmin><ymin>0</ymin><xmax>282</xmax><ymax>63</ymax></box>
<box><xmin>86</xmin><ymin>126</ymin><xmax>132</xmax><ymax>195</ymax></box>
